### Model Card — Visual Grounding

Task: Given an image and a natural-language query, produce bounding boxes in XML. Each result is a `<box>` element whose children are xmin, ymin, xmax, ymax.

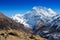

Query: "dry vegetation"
<box><xmin>0</xmin><ymin>30</ymin><xmax>47</xmax><ymax>40</ymax></box>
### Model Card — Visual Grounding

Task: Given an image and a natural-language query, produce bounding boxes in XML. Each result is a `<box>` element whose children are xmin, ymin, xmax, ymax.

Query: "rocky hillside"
<box><xmin>0</xmin><ymin>13</ymin><xmax>47</xmax><ymax>40</ymax></box>
<box><xmin>0</xmin><ymin>13</ymin><xmax>32</xmax><ymax>33</ymax></box>
<box><xmin>0</xmin><ymin>13</ymin><xmax>24</xmax><ymax>30</ymax></box>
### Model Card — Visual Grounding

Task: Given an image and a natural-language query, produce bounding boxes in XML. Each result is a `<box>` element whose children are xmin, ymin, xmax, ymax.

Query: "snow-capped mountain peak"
<box><xmin>12</xmin><ymin>14</ymin><xmax>24</xmax><ymax>23</ymax></box>
<box><xmin>12</xmin><ymin>6</ymin><xmax>57</xmax><ymax>28</ymax></box>
<box><xmin>32</xmin><ymin>6</ymin><xmax>56</xmax><ymax>17</ymax></box>
<box><xmin>12</xmin><ymin>14</ymin><xmax>32</xmax><ymax>28</ymax></box>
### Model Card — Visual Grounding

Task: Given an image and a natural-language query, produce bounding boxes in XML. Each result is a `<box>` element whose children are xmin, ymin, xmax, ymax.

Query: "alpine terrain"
<box><xmin>12</xmin><ymin>6</ymin><xmax>60</xmax><ymax>40</ymax></box>
<box><xmin>0</xmin><ymin>12</ymin><xmax>46</xmax><ymax>40</ymax></box>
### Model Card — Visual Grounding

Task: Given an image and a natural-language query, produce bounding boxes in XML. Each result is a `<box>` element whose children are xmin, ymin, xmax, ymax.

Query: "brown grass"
<box><xmin>0</xmin><ymin>30</ymin><xmax>47</xmax><ymax>40</ymax></box>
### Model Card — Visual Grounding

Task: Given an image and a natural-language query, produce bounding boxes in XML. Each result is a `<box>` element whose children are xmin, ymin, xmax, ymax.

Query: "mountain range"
<box><xmin>12</xmin><ymin>6</ymin><xmax>60</xmax><ymax>40</ymax></box>
<box><xmin>12</xmin><ymin>6</ymin><xmax>57</xmax><ymax>28</ymax></box>
<box><xmin>0</xmin><ymin>6</ymin><xmax>60</xmax><ymax>40</ymax></box>
<box><xmin>0</xmin><ymin>12</ymin><xmax>47</xmax><ymax>40</ymax></box>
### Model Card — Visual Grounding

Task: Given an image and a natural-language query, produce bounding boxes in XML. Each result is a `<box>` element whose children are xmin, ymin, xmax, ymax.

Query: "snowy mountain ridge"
<box><xmin>12</xmin><ymin>6</ymin><xmax>57</xmax><ymax>28</ymax></box>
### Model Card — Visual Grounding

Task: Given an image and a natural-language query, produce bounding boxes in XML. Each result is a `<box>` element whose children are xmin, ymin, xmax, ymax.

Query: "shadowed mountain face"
<box><xmin>32</xmin><ymin>21</ymin><xmax>44</xmax><ymax>34</ymax></box>
<box><xmin>33</xmin><ymin>15</ymin><xmax>60</xmax><ymax>40</ymax></box>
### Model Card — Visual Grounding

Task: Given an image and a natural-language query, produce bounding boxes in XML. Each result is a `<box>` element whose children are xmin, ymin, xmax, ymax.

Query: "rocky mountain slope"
<box><xmin>0</xmin><ymin>13</ymin><xmax>47</xmax><ymax>40</ymax></box>
<box><xmin>0</xmin><ymin>13</ymin><xmax>32</xmax><ymax>33</ymax></box>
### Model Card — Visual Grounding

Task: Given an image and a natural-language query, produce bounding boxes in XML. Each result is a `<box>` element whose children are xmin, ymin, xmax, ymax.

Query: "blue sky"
<box><xmin>0</xmin><ymin>0</ymin><xmax>60</xmax><ymax>17</ymax></box>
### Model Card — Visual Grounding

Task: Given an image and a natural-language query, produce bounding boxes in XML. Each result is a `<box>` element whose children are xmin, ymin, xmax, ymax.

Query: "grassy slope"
<box><xmin>0</xmin><ymin>30</ymin><xmax>47</xmax><ymax>40</ymax></box>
